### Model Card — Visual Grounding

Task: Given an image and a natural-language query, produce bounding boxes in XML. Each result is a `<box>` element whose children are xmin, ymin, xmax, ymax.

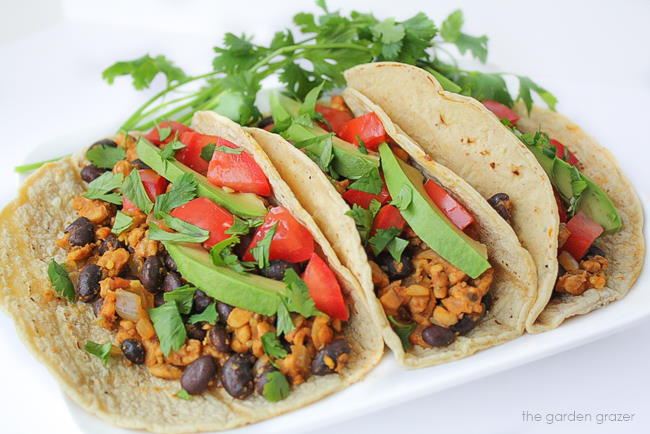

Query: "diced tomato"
<box><xmin>122</xmin><ymin>169</ymin><xmax>168</xmax><ymax>213</ymax></box>
<box><xmin>145</xmin><ymin>121</ymin><xmax>192</xmax><ymax>146</ymax></box>
<box><xmin>174</xmin><ymin>131</ymin><xmax>215</xmax><ymax>175</ymax></box>
<box><xmin>170</xmin><ymin>197</ymin><xmax>234</xmax><ymax>249</ymax></box>
<box><xmin>207</xmin><ymin>137</ymin><xmax>272</xmax><ymax>196</ymax></box>
<box><xmin>338</xmin><ymin>112</ymin><xmax>387</xmax><ymax>151</ymax></box>
<box><xmin>563</xmin><ymin>211</ymin><xmax>604</xmax><ymax>260</ymax></box>
<box><xmin>371</xmin><ymin>205</ymin><xmax>406</xmax><ymax>236</ymax></box>
<box><xmin>244</xmin><ymin>206</ymin><xmax>314</xmax><ymax>263</ymax></box>
<box><xmin>554</xmin><ymin>190</ymin><xmax>568</xmax><ymax>223</ymax></box>
<box><xmin>482</xmin><ymin>100</ymin><xmax>519</xmax><ymax>125</ymax></box>
<box><xmin>550</xmin><ymin>138</ymin><xmax>580</xmax><ymax>166</ymax></box>
<box><xmin>342</xmin><ymin>180</ymin><xmax>391</xmax><ymax>209</ymax></box>
<box><xmin>302</xmin><ymin>253</ymin><xmax>348</xmax><ymax>321</ymax></box>
<box><xmin>423</xmin><ymin>179</ymin><xmax>474</xmax><ymax>230</ymax></box>
<box><xmin>315</xmin><ymin>105</ymin><xmax>353</xmax><ymax>136</ymax></box>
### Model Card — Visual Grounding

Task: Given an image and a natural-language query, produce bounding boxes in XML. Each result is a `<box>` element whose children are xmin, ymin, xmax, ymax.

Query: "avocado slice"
<box><xmin>574</xmin><ymin>181</ymin><xmax>622</xmax><ymax>234</ymax></box>
<box><xmin>136</xmin><ymin>138</ymin><xmax>267</xmax><ymax>218</ymax></box>
<box><xmin>163</xmin><ymin>241</ymin><xmax>286</xmax><ymax>316</ymax></box>
<box><xmin>552</xmin><ymin>158</ymin><xmax>578</xmax><ymax>202</ymax></box>
<box><xmin>270</xmin><ymin>92</ymin><xmax>380</xmax><ymax>179</ymax></box>
<box><xmin>379</xmin><ymin>143</ymin><xmax>490</xmax><ymax>278</ymax></box>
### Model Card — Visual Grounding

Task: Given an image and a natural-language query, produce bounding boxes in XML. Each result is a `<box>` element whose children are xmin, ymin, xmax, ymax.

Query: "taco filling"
<box><xmin>51</xmin><ymin>122</ymin><xmax>353</xmax><ymax>401</ymax></box>
<box><xmin>267</xmin><ymin>91</ymin><xmax>499</xmax><ymax>350</ymax></box>
<box><xmin>482</xmin><ymin>100</ymin><xmax>621</xmax><ymax>297</ymax></box>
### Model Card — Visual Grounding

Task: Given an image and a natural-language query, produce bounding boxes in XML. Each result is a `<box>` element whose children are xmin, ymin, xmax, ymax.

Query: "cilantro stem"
<box><xmin>14</xmin><ymin>155</ymin><xmax>69</xmax><ymax>173</ymax></box>
<box><xmin>250</xmin><ymin>42</ymin><xmax>372</xmax><ymax>72</ymax></box>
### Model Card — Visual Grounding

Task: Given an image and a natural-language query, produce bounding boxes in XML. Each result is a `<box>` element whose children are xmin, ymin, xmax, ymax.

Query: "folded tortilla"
<box><xmin>344</xmin><ymin>61</ymin><xmax>644</xmax><ymax>332</ymax></box>
<box><xmin>512</xmin><ymin>102</ymin><xmax>645</xmax><ymax>331</ymax></box>
<box><xmin>0</xmin><ymin>111</ymin><xmax>384</xmax><ymax>433</ymax></box>
<box><xmin>247</xmin><ymin>90</ymin><xmax>537</xmax><ymax>368</ymax></box>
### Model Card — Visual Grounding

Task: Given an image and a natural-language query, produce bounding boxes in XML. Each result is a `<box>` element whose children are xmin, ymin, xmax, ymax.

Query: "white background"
<box><xmin>0</xmin><ymin>1</ymin><xmax>649</xmax><ymax>433</ymax></box>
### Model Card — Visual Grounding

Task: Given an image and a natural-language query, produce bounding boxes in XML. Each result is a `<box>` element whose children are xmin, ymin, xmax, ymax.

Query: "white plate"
<box><xmin>22</xmin><ymin>120</ymin><xmax>649</xmax><ymax>434</ymax></box>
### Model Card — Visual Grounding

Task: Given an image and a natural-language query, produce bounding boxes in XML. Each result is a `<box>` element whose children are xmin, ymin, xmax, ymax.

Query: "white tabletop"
<box><xmin>1</xmin><ymin>1</ymin><xmax>648</xmax><ymax>433</ymax></box>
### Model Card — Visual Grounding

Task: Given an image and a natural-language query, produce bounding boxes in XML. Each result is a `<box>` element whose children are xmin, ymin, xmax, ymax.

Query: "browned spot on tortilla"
<box><xmin>424</xmin><ymin>155</ymin><xmax>432</xmax><ymax>161</ymax></box>
<box><xmin>490</xmin><ymin>162</ymin><xmax>496</xmax><ymax>169</ymax></box>
<box><xmin>512</xmin><ymin>169</ymin><xmax>520</xmax><ymax>176</ymax></box>
<box><xmin>438</xmin><ymin>114</ymin><xmax>447</xmax><ymax>125</ymax></box>
<box><xmin>467</xmin><ymin>137</ymin><xmax>476</xmax><ymax>144</ymax></box>
<box><xmin>480</xmin><ymin>150</ymin><xmax>490</xmax><ymax>156</ymax></box>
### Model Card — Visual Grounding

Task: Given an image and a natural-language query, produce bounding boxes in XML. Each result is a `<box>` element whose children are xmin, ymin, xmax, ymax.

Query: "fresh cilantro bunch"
<box><xmin>103</xmin><ymin>0</ymin><xmax>556</xmax><ymax>133</ymax></box>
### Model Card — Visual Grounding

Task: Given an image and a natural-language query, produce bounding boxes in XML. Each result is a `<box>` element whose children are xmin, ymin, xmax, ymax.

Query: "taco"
<box><xmin>343</xmin><ymin>62</ymin><xmax>644</xmax><ymax>332</ymax></box>
<box><xmin>0</xmin><ymin>111</ymin><xmax>383</xmax><ymax>432</ymax></box>
<box><xmin>244</xmin><ymin>85</ymin><xmax>536</xmax><ymax>368</ymax></box>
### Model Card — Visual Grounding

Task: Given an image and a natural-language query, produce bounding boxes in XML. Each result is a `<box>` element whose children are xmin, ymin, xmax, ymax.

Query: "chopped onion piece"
<box><xmin>115</xmin><ymin>289</ymin><xmax>142</xmax><ymax>321</ymax></box>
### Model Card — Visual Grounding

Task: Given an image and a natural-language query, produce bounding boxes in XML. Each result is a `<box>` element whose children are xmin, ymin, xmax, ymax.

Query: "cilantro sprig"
<box><xmin>47</xmin><ymin>259</ymin><xmax>75</xmax><ymax>301</ymax></box>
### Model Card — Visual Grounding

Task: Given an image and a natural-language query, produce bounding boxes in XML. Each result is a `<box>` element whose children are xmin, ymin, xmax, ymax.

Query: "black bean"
<box><xmin>65</xmin><ymin>217</ymin><xmax>94</xmax><ymax>246</ymax></box>
<box><xmin>154</xmin><ymin>292</ymin><xmax>165</xmax><ymax>307</ymax></box>
<box><xmin>487</xmin><ymin>193</ymin><xmax>512</xmax><ymax>223</ymax></box>
<box><xmin>192</xmin><ymin>289</ymin><xmax>213</xmax><ymax>314</ymax></box>
<box><xmin>449</xmin><ymin>315</ymin><xmax>478</xmax><ymax>335</ymax></box>
<box><xmin>482</xmin><ymin>292</ymin><xmax>493</xmax><ymax>312</ymax></box>
<box><xmin>130</xmin><ymin>159</ymin><xmax>150</xmax><ymax>170</ymax></box>
<box><xmin>261</xmin><ymin>260</ymin><xmax>300</xmax><ymax>281</ymax></box>
<box><xmin>216</xmin><ymin>302</ymin><xmax>233</xmax><ymax>324</ymax></box>
<box><xmin>80</xmin><ymin>165</ymin><xmax>105</xmax><ymax>183</ymax></box>
<box><xmin>587</xmin><ymin>245</ymin><xmax>606</xmax><ymax>258</ymax></box>
<box><xmin>162</xmin><ymin>272</ymin><xmax>184</xmax><ymax>293</ymax></box>
<box><xmin>376</xmin><ymin>251</ymin><xmax>413</xmax><ymax>280</ymax></box>
<box><xmin>77</xmin><ymin>264</ymin><xmax>101</xmax><ymax>302</ymax></box>
<box><xmin>397</xmin><ymin>305</ymin><xmax>412</xmax><ymax>322</ymax></box>
<box><xmin>209</xmin><ymin>325</ymin><xmax>231</xmax><ymax>353</ymax></box>
<box><xmin>88</xmin><ymin>138</ymin><xmax>117</xmax><ymax>152</ymax></box>
<box><xmin>221</xmin><ymin>353</ymin><xmax>255</xmax><ymax>399</ymax></box>
<box><xmin>312</xmin><ymin>338</ymin><xmax>351</xmax><ymax>375</ymax></box>
<box><xmin>120</xmin><ymin>339</ymin><xmax>145</xmax><ymax>364</ymax></box>
<box><xmin>186</xmin><ymin>323</ymin><xmax>207</xmax><ymax>341</ymax></box>
<box><xmin>233</xmin><ymin>233</ymin><xmax>253</xmax><ymax>258</ymax></box>
<box><xmin>92</xmin><ymin>297</ymin><xmax>104</xmax><ymax>316</ymax></box>
<box><xmin>98</xmin><ymin>234</ymin><xmax>123</xmax><ymax>255</ymax></box>
<box><xmin>141</xmin><ymin>256</ymin><xmax>164</xmax><ymax>293</ymax></box>
<box><xmin>254</xmin><ymin>365</ymin><xmax>276</xmax><ymax>396</ymax></box>
<box><xmin>161</xmin><ymin>252</ymin><xmax>177</xmax><ymax>271</ymax></box>
<box><xmin>181</xmin><ymin>355</ymin><xmax>217</xmax><ymax>395</ymax></box>
<box><xmin>422</xmin><ymin>325</ymin><xmax>455</xmax><ymax>347</ymax></box>
<box><xmin>257</xmin><ymin>116</ymin><xmax>274</xmax><ymax>129</ymax></box>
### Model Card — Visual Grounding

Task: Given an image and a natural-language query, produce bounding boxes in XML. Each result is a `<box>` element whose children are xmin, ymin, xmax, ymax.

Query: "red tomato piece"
<box><xmin>482</xmin><ymin>100</ymin><xmax>520</xmax><ymax>125</ymax></box>
<box><xmin>550</xmin><ymin>138</ymin><xmax>580</xmax><ymax>166</ymax></box>
<box><xmin>423</xmin><ymin>179</ymin><xmax>474</xmax><ymax>230</ymax></box>
<box><xmin>302</xmin><ymin>252</ymin><xmax>348</xmax><ymax>321</ymax></box>
<box><xmin>563</xmin><ymin>211</ymin><xmax>604</xmax><ymax>260</ymax></box>
<box><xmin>122</xmin><ymin>169</ymin><xmax>168</xmax><ymax>213</ymax></box>
<box><xmin>315</xmin><ymin>105</ymin><xmax>353</xmax><ymax>136</ymax></box>
<box><xmin>145</xmin><ymin>121</ymin><xmax>192</xmax><ymax>146</ymax></box>
<box><xmin>174</xmin><ymin>131</ymin><xmax>216</xmax><ymax>175</ymax></box>
<box><xmin>554</xmin><ymin>190</ymin><xmax>568</xmax><ymax>223</ymax></box>
<box><xmin>207</xmin><ymin>137</ymin><xmax>272</xmax><ymax>196</ymax></box>
<box><xmin>338</xmin><ymin>112</ymin><xmax>387</xmax><ymax>151</ymax></box>
<box><xmin>170</xmin><ymin>197</ymin><xmax>234</xmax><ymax>249</ymax></box>
<box><xmin>342</xmin><ymin>181</ymin><xmax>391</xmax><ymax>209</ymax></box>
<box><xmin>371</xmin><ymin>205</ymin><xmax>406</xmax><ymax>236</ymax></box>
<box><xmin>244</xmin><ymin>206</ymin><xmax>315</xmax><ymax>263</ymax></box>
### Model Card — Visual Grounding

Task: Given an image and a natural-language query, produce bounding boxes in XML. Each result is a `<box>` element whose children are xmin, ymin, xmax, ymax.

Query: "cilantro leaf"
<box><xmin>159</xmin><ymin>138</ymin><xmax>186</xmax><ymax>162</ymax></box>
<box><xmin>84</xmin><ymin>341</ymin><xmax>113</xmax><ymax>365</ymax></box>
<box><xmin>355</xmin><ymin>135</ymin><xmax>368</xmax><ymax>154</ymax></box>
<box><xmin>86</xmin><ymin>145</ymin><xmax>126</xmax><ymax>169</ymax></box>
<box><xmin>388</xmin><ymin>315</ymin><xmax>416</xmax><ymax>350</ymax></box>
<box><xmin>391</xmin><ymin>185</ymin><xmax>412</xmax><ymax>210</ymax></box>
<box><xmin>299</xmin><ymin>81</ymin><xmax>326</xmax><ymax>119</ymax></box>
<box><xmin>176</xmin><ymin>389</ymin><xmax>192</xmax><ymax>400</ymax></box>
<box><xmin>250</xmin><ymin>222</ymin><xmax>277</xmax><ymax>269</ymax></box>
<box><xmin>441</xmin><ymin>10</ymin><xmax>488</xmax><ymax>63</ymax></box>
<box><xmin>345</xmin><ymin>199</ymin><xmax>381</xmax><ymax>243</ymax></box>
<box><xmin>200</xmin><ymin>143</ymin><xmax>216</xmax><ymax>162</ymax></box>
<box><xmin>83</xmin><ymin>172</ymin><xmax>124</xmax><ymax>205</ymax></box>
<box><xmin>122</xmin><ymin>169</ymin><xmax>153</xmax><ymax>213</ymax></box>
<box><xmin>275</xmin><ymin>302</ymin><xmax>294</xmax><ymax>336</ymax></box>
<box><xmin>369</xmin><ymin>227</ymin><xmax>402</xmax><ymax>256</ymax></box>
<box><xmin>293</xmin><ymin>133</ymin><xmax>334</xmax><ymax>173</ymax></box>
<box><xmin>225</xmin><ymin>216</ymin><xmax>264</xmax><ymax>236</ymax></box>
<box><xmin>283</xmin><ymin>268</ymin><xmax>320</xmax><ymax>318</ymax></box>
<box><xmin>261</xmin><ymin>332</ymin><xmax>288</xmax><ymax>359</ymax></box>
<box><xmin>148</xmin><ymin>216</ymin><xmax>209</xmax><ymax>243</ymax></box>
<box><xmin>163</xmin><ymin>285</ymin><xmax>197</xmax><ymax>315</ymax></box>
<box><xmin>371</xmin><ymin>18</ymin><xmax>405</xmax><ymax>60</ymax></box>
<box><xmin>102</xmin><ymin>54</ymin><xmax>186</xmax><ymax>90</ymax></box>
<box><xmin>149</xmin><ymin>302</ymin><xmax>187</xmax><ymax>356</ymax></box>
<box><xmin>517</xmin><ymin>76</ymin><xmax>558</xmax><ymax>113</ymax></box>
<box><xmin>152</xmin><ymin>173</ymin><xmax>198</xmax><ymax>218</ymax></box>
<box><xmin>262</xmin><ymin>371</ymin><xmax>290</xmax><ymax>402</ymax></box>
<box><xmin>386</xmin><ymin>236</ymin><xmax>409</xmax><ymax>262</ymax></box>
<box><xmin>47</xmin><ymin>259</ymin><xmax>75</xmax><ymax>301</ymax></box>
<box><xmin>349</xmin><ymin>167</ymin><xmax>382</xmax><ymax>195</ymax></box>
<box><xmin>209</xmin><ymin>236</ymin><xmax>255</xmax><ymax>273</ymax></box>
<box><xmin>188</xmin><ymin>302</ymin><xmax>218</xmax><ymax>325</ymax></box>
<box><xmin>157</xmin><ymin>125</ymin><xmax>172</xmax><ymax>142</ymax></box>
<box><xmin>111</xmin><ymin>211</ymin><xmax>133</xmax><ymax>235</ymax></box>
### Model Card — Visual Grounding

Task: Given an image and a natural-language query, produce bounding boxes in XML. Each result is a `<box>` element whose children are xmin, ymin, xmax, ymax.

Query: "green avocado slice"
<box><xmin>163</xmin><ymin>241</ymin><xmax>286</xmax><ymax>316</ymax></box>
<box><xmin>136</xmin><ymin>138</ymin><xmax>267</xmax><ymax>218</ymax></box>
<box><xmin>379</xmin><ymin>143</ymin><xmax>490</xmax><ymax>279</ymax></box>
